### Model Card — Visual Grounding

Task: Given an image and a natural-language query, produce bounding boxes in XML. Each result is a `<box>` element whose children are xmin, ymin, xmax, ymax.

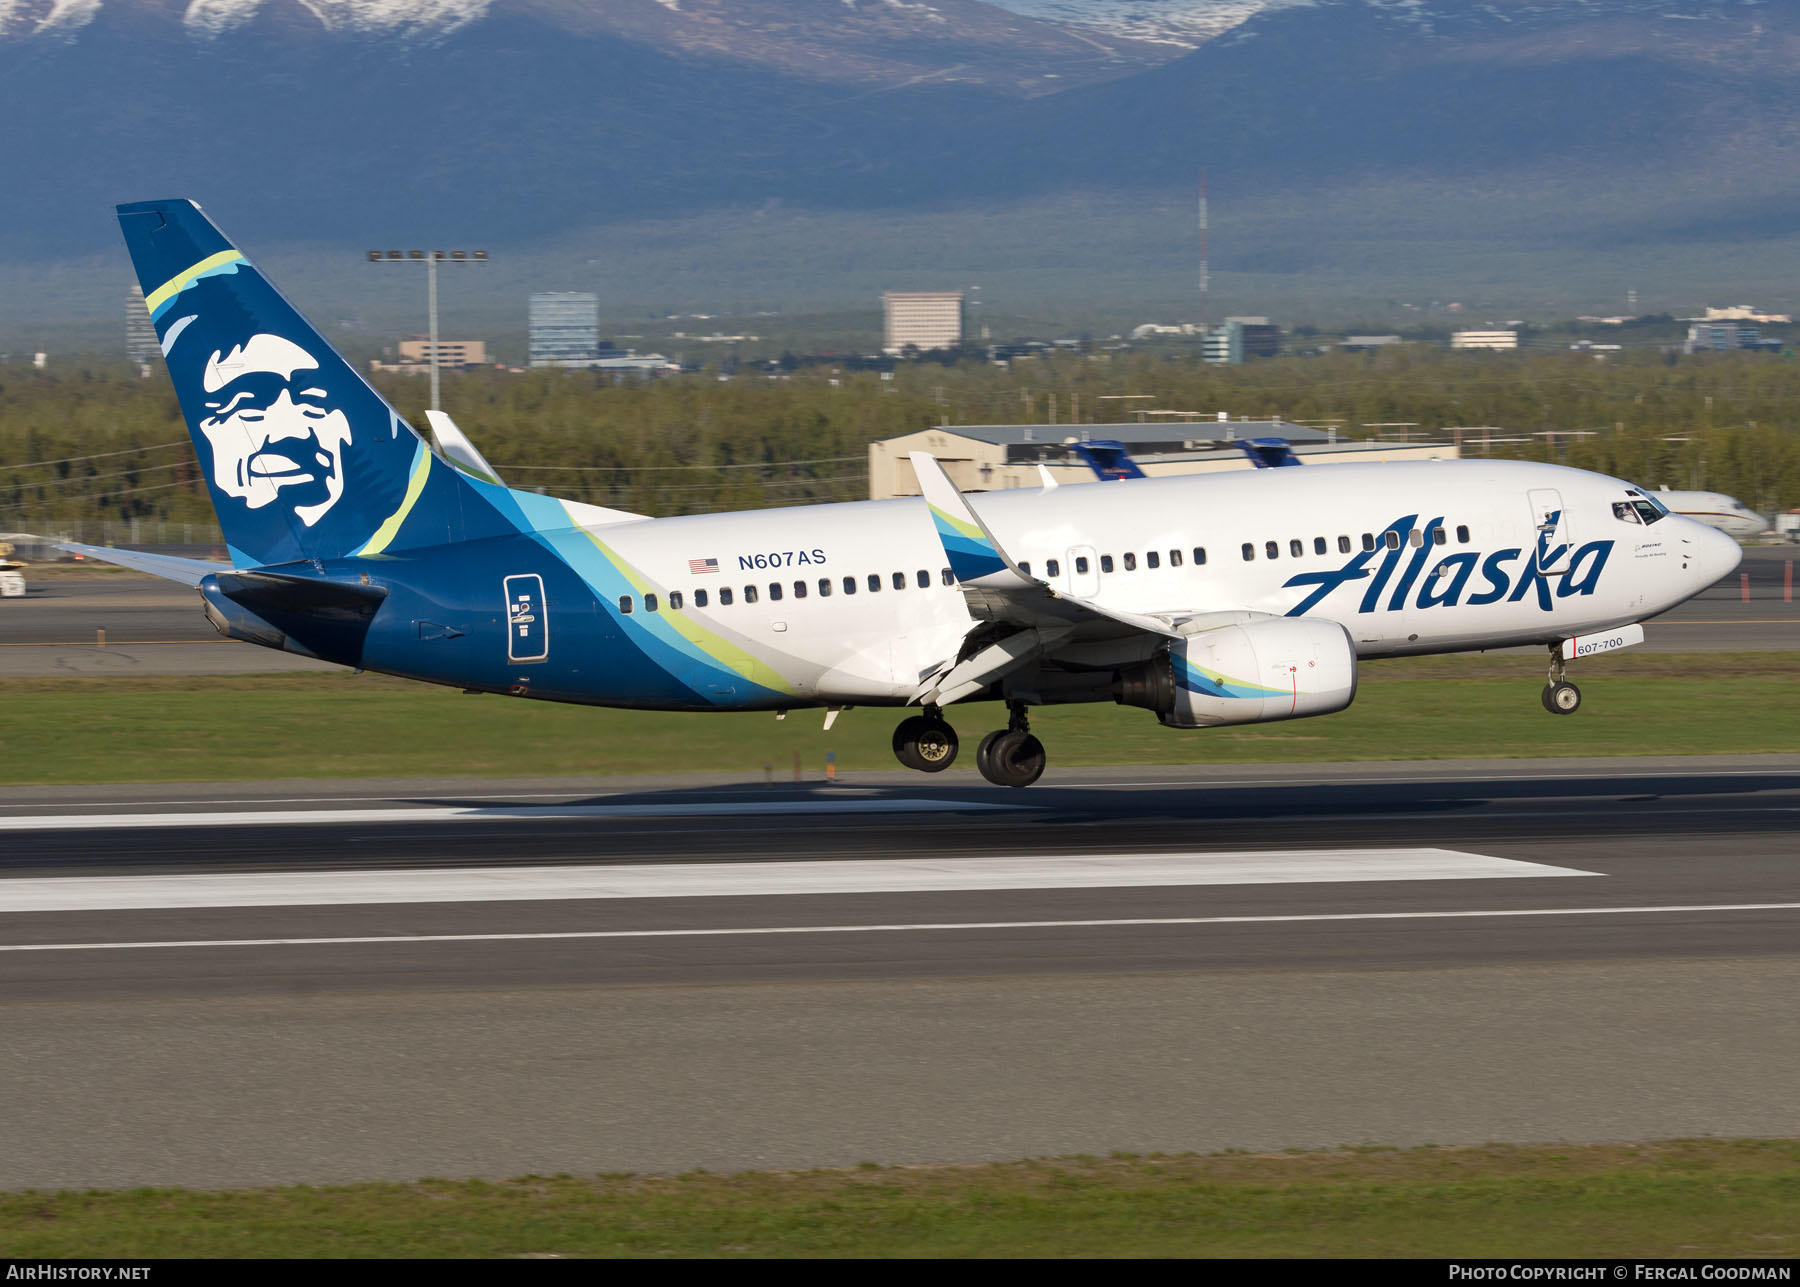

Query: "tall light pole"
<box><xmin>366</xmin><ymin>248</ymin><xmax>487</xmax><ymax>412</ymax></box>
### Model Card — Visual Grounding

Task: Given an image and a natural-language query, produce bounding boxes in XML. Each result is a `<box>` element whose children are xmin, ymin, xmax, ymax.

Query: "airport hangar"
<box><xmin>868</xmin><ymin>418</ymin><xmax>1458</xmax><ymax>498</ymax></box>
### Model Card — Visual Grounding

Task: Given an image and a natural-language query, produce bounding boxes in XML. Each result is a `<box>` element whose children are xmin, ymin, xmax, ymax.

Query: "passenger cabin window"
<box><xmin>916</xmin><ymin>569</ymin><xmax>930</xmax><ymax>588</ymax></box>
<box><xmin>768</xmin><ymin>582</ymin><xmax>783</xmax><ymax>601</ymax></box>
<box><xmin>1456</xmin><ymin>525</ymin><xmax>1471</xmax><ymax>543</ymax></box>
<box><xmin>1384</xmin><ymin>531</ymin><xmax>1401</xmax><ymax>550</ymax></box>
<box><xmin>1193</xmin><ymin>547</ymin><xmax>1207</xmax><ymax>565</ymax></box>
<box><xmin>1123</xmin><ymin>553</ymin><xmax>1137</xmax><ymax>571</ymax></box>
<box><xmin>1242</xmin><ymin>543</ymin><xmax>1255</xmax><ymax>562</ymax></box>
<box><xmin>694</xmin><ymin>589</ymin><xmax>708</xmax><ymax>608</ymax></box>
<box><xmin>1100</xmin><ymin>555</ymin><xmax>1114</xmax><ymax>573</ymax></box>
<box><xmin>1146</xmin><ymin>551</ymin><xmax>1160</xmax><ymax>569</ymax></box>
<box><xmin>1289</xmin><ymin>539</ymin><xmax>1303</xmax><ymax>558</ymax></box>
<box><xmin>718</xmin><ymin>587</ymin><xmax>732</xmax><ymax>605</ymax></box>
<box><xmin>1432</xmin><ymin>528</ymin><xmax>1447</xmax><ymax>546</ymax></box>
<box><xmin>645</xmin><ymin>593</ymin><xmax>659</xmax><ymax>613</ymax></box>
<box><xmin>792</xmin><ymin>580</ymin><xmax>806</xmax><ymax>599</ymax></box>
<box><xmin>1017</xmin><ymin>562</ymin><xmax>1031</xmax><ymax>578</ymax></box>
<box><xmin>1046</xmin><ymin>558</ymin><xmax>1061</xmax><ymax>577</ymax></box>
<box><xmin>818</xmin><ymin>578</ymin><xmax>832</xmax><ymax>597</ymax></box>
<box><xmin>843</xmin><ymin>576</ymin><xmax>857</xmax><ymax>595</ymax></box>
<box><xmin>1338</xmin><ymin>536</ymin><xmax>1352</xmax><ymax>553</ymax></box>
<box><xmin>1363</xmin><ymin>533</ymin><xmax>1377</xmax><ymax>552</ymax></box>
<box><xmin>1075</xmin><ymin>556</ymin><xmax>1090</xmax><ymax>574</ymax></box>
<box><xmin>1169</xmin><ymin>550</ymin><xmax>1182</xmax><ymax>567</ymax></box>
<box><xmin>868</xmin><ymin>574</ymin><xmax>881</xmax><ymax>592</ymax></box>
<box><xmin>619</xmin><ymin>595</ymin><xmax>633</xmax><ymax>614</ymax></box>
<box><xmin>1314</xmin><ymin>537</ymin><xmax>1327</xmax><ymax>555</ymax></box>
<box><xmin>744</xmin><ymin>585</ymin><xmax>759</xmax><ymax>604</ymax></box>
<box><xmin>669</xmin><ymin>591</ymin><xmax>683</xmax><ymax>611</ymax></box>
<box><xmin>892</xmin><ymin>571</ymin><xmax>906</xmax><ymax>590</ymax></box>
<box><xmin>1409</xmin><ymin>530</ymin><xmax>1424</xmax><ymax>548</ymax></box>
<box><xmin>1265</xmin><ymin>541</ymin><xmax>1279</xmax><ymax>560</ymax></box>
<box><xmin>940</xmin><ymin>568</ymin><xmax>954</xmax><ymax>585</ymax></box>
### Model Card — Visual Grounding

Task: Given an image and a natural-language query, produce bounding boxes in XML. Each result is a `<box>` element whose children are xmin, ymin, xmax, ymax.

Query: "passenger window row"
<box><xmin>618</xmin><ymin>567</ymin><xmax>955</xmax><ymax>615</ymax></box>
<box><xmin>1052</xmin><ymin>548</ymin><xmax>1210</xmax><ymax>579</ymax></box>
<box><xmin>1242</xmin><ymin>525</ymin><xmax>1472</xmax><ymax>561</ymax></box>
<box><xmin>616</xmin><ymin>522</ymin><xmax>1467</xmax><ymax>612</ymax></box>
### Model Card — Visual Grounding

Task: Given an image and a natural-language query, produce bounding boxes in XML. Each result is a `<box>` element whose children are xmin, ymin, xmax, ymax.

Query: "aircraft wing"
<box><xmin>910</xmin><ymin>451</ymin><xmax>1245</xmax><ymax>704</ymax></box>
<box><xmin>57</xmin><ymin>542</ymin><xmax>228</xmax><ymax>586</ymax></box>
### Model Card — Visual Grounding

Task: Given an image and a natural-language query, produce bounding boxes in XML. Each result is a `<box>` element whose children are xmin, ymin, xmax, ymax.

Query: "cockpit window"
<box><xmin>1612</xmin><ymin>501</ymin><xmax>1642</xmax><ymax>525</ymax></box>
<box><xmin>1623</xmin><ymin>489</ymin><xmax>1666</xmax><ymax>524</ymax></box>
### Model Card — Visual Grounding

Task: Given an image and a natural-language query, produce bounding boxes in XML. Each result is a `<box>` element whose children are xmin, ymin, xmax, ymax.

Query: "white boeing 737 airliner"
<box><xmin>64</xmin><ymin>200</ymin><xmax>1743</xmax><ymax>787</ymax></box>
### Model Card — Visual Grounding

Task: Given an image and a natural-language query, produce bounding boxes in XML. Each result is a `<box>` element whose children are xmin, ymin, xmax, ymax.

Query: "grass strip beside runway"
<box><xmin>3</xmin><ymin>656</ymin><xmax>1796</xmax><ymax>783</ymax></box>
<box><xmin>2</xmin><ymin>1141</ymin><xmax>1797</xmax><ymax>1257</ymax></box>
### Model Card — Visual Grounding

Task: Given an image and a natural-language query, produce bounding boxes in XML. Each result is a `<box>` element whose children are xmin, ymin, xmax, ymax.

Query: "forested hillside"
<box><xmin>4</xmin><ymin>347</ymin><xmax>1798</xmax><ymax>539</ymax></box>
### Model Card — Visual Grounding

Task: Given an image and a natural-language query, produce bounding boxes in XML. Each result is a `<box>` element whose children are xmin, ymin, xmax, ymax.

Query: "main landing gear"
<box><xmin>1541</xmin><ymin>642</ymin><xmax>1581</xmax><ymax>715</ymax></box>
<box><xmin>892</xmin><ymin>703</ymin><xmax>1047</xmax><ymax>788</ymax></box>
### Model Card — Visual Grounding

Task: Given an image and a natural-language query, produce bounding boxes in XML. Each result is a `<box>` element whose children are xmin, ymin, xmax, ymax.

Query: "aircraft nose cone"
<box><xmin>1694</xmin><ymin>522</ymin><xmax>1742</xmax><ymax>586</ymax></box>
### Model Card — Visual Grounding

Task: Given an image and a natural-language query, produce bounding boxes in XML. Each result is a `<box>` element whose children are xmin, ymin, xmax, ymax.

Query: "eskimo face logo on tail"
<box><xmin>1281</xmin><ymin>515</ymin><xmax>1615</xmax><ymax>618</ymax></box>
<box><xmin>197</xmin><ymin>334</ymin><xmax>353</xmax><ymax>527</ymax></box>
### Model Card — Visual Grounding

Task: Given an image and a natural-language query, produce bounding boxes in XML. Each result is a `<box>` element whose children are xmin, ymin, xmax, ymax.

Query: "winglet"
<box><xmin>909</xmin><ymin>451</ymin><xmax>1032</xmax><ymax>586</ymax></box>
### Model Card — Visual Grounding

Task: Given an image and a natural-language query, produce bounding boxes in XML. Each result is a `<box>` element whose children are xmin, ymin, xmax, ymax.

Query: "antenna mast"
<box><xmin>1197</xmin><ymin>169</ymin><xmax>1210</xmax><ymax>330</ymax></box>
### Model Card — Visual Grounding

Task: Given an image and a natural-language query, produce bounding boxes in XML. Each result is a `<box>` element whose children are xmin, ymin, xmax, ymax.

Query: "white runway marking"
<box><xmin>0</xmin><ymin>849</ymin><xmax>1589</xmax><ymax>913</ymax></box>
<box><xmin>4</xmin><ymin>904</ymin><xmax>1796</xmax><ymax>954</ymax></box>
<box><xmin>0</xmin><ymin>799</ymin><xmax>1030</xmax><ymax>833</ymax></box>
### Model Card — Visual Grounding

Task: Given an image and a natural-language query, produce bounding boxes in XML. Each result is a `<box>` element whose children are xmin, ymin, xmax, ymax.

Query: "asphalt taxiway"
<box><xmin>2</xmin><ymin>757</ymin><xmax>1798</xmax><ymax>1190</ymax></box>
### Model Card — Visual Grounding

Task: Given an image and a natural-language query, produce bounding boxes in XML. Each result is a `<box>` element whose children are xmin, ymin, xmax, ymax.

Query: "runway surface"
<box><xmin>1</xmin><ymin>547</ymin><xmax>1794</xmax><ymax>674</ymax></box>
<box><xmin>3</xmin><ymin>757</ymin><xmax>1798</xmax><ymax>1190</ymax></box>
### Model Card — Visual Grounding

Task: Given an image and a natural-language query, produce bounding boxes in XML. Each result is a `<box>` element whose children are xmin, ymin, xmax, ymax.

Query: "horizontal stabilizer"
<box><xmin>58</xmin><ymin>542</ymin><xmax>228</xmax><ymax>587</ymax></box>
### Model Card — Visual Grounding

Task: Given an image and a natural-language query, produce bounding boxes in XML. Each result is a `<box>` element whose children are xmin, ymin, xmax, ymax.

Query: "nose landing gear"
<box><xmin>1541</xmin><ymin>642</ymin><xmax>1581</xmax><ymax>715</ymax></box>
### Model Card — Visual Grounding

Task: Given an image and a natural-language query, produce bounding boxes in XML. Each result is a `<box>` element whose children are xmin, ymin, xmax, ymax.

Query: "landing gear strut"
<box><xmin>1541</xmin><ymin>642</ymin><xmax>1581</xmax><ymax>715</ymax></box>
<box><xmin>892</xmin><ymin>707</ymin><xmax>959</xmax><ymax>771</ymax></box>
<box><xmin>975</xmin><ymin>703</ymin><xmax>1047</xmax><ymax>789</ymax></box>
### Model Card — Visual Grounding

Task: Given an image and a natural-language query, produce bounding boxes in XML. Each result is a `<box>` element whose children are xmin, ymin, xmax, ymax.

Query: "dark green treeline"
<box><xmin>3</xmin><ymin>346</ymin><xmax>1797</xmax><ymax>531</ymax></box>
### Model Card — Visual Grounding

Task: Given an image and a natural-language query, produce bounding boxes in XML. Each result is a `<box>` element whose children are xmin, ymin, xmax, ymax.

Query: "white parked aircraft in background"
<box><xmin>62</xmin><ymin>198</ymin><xmax>1745</xmax><ymax>788</ymax></box>
<box><xmin>1653</xmin><ymin>488</ymin><xmax>1767</xmax><ymax>540</ymax></box>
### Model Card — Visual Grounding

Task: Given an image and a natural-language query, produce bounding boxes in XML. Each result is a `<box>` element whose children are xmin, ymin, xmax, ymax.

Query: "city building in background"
<box><xmin>1451</xmin><ymin>330</ymin><xmax>1519</xmax><ymax>351</ymax></box>
<box><xmin>125</xmin><ymin>285</ymin><xmax>158</xmax><ymax>367</ymax></box>
<box><xmin>869</xmin><ymin>418</ymin><xmax>1457</xmax><ymax>499</ymax></box>
<box><xmin>370</xmin><ymin>338</ymin><xmax>491</xmax><ymax>375</ymax></box>
<box><xmin>1695</xmin><ymin>305</ymin><xmax>1791</xmax><ymax>324</ymax></box>
<box><xmin>1130</xmin><ymin>318</ymin><xmax>1281</xmax><ymax>364</ymax></box>
<box><xmin>1684</xmin><ymin>323</ymin><xmax>1784</xmax><ymax>355</ymax></box>
<box><xmin>883</xmin><ymin>291</ymin><xmax>964</xmax><ymax>355</ymax></box>
<box><xmin>529</xmin><ymin>291</ymin><xmax>600</xmax><ymax>366</ymax></box>
<box><xmin>1202</xmin><ymin>317</ymin><xmax>1280</xmax><ymax>364</ymax></box>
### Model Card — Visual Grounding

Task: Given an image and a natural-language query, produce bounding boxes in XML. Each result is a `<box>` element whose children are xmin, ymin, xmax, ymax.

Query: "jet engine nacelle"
<box><xmin>1116</xmin><ymin>617</ymin><xmax>1358</xmax><ymax>728</ymax></box>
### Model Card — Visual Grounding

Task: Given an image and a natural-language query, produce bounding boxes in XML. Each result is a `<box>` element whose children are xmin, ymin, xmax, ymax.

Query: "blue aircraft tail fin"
<box><xmin>1069</xmin><ymin>441</ymin><xmax>1146</xmax><ymax>481</ymax></box>
<box><xmin>1237</xmin><ymin>437</ymin><xmax>1302</xmax><ymax>468</ymax></box>
<box><xmin>117</xmin><ymin>199</ymin><xmax>461</xmax><ymax>569</ymax></box>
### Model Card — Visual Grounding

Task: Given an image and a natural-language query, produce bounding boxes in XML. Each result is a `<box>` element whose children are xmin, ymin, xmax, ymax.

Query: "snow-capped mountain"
<box><xmin>0</xmin><ymin>0</ymin><xmax>1177</xmax><ymax>92</ymax></box>
<box><xmin>2</xmin><ymin>0</ymin><xmax>1795</xmax><ymax>306</ymax></box>
<box><xmin>985</xmin><ymin>1</ymin><xmax>1270</xmax><ymax>48</ymax></box>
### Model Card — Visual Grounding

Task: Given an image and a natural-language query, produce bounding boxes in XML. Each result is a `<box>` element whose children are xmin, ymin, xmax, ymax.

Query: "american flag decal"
<box><xmin>687</xmin><ymin>557</ymin><xmax>720</xmax><ymax>575</ymax></box>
